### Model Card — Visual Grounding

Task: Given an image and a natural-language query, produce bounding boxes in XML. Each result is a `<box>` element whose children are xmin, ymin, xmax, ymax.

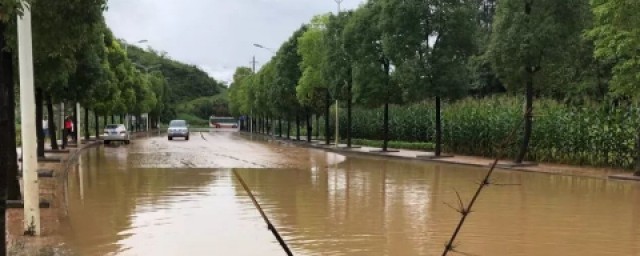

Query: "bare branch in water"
<box><xmin>441</xmin><ymin>107</ymin><xmax>530</xmax><ymax>256</ymax></box>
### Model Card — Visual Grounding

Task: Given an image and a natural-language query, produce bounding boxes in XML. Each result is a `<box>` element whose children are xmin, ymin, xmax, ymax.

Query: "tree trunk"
<box><xmin>382</xmin><ymin>61</ymin><xmax>390</xmax><ymax>152</ymax></box>
<box><xmin>347</xmin><ymin>82</ymin><xmax>352</xmax><ymax>147</ymax></box>
<box><xmin>119</xmin><ymin>114</ymin><xmax>123</xmax><ymax>124</ymax></box>
<box><xmin>0</xmin><ymin>28</ymin><xmax>21</xmax><ymax>204</ymax></box>
<box><xmin>0</xmin><ymin>24</ymin><xmax>11</xmax><ymax>252</ymax></box>
<box><xmin>84</xmin><ymin>108</ymin><xmax>89</xmax><ymax>140</ymax></box>
<box><xmin>111</xmin><ymin>115</ymin><xmax>115</xmax><ymax>124</ymax></box>
<box><xmin>47</xmin><ymin>94</ymin><xmax>58</xmax><ymax>150</ymax></box>
<box><xmin>315</xmin><ymin>114</ymin><xmax>320</xmax><ymax>139</ymax></box>
<box><xmin>73</xmin><ymin>104</ymin><xmax>79</xmax><ymax>142</ymax></box>
<box><xmin>104</xmin><ymin>115</ymin><xmax>107</xmax><ymax>128</ymax></box>
<box><xmin>383</xmin><ymin>102</ymin><xmax>389</xmax><ymax>152</ymax></box>
<box><xmin>287</xmin><ymin>119</ymin><xmax>291</xmax><ymax>139</ymax></box>
<box><xmin>516</xmin><ymin>74</ymin><xmax>534</xmax><ymax>163</ymax></box>
<box><xmin>306</xmin><ymin>112</ymin><xmax>312</xmax><ymax>142</ymax></box>
<box><xmin>36</xmin><ymin>88</ymin><xmax>45</xmax><ymax>157</ymax></box>
<box><xmin>94</xmin><ymin>112</ymin><xmax>100</xmax><ymax>139</ymax></box>
<box><xmin>296</xmin><ymin>113</ymin><xmax>300</xmax><ymax>141</ymax></box>
<box><xmin>325</xmin><ymin>90</ymin><xmax>331</xmax><ymax>145</ymax></box>
<box><xmin>635</xmin><ymin>126</ymin><xmax>640</xmax><ymax>176</ymax></box>
<box><xmin>435</xmin><ymin>96</ymin><xmax>442</xmax><ymax>156</ymax></box>
<box><xmin>279</xmin><ymin>119</ymin><xmax>282</xmax><ymax>137</ymax></box>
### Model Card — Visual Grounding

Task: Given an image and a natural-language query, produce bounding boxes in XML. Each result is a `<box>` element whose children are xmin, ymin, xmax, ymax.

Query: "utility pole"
<box><xmin>250</xmin><ymin>56</ymin><xmax>257</xmax><ymax>133</ymax></box>
<box><xmin>335</xmin><ymin>100</ymin><xmax>339</xmax><ymax>147</ymax></box>
<box><xmin>17</xmin><ymin>3</ymin><xmax>41</xmax><ymax>235</ymax></box>
<box><xmin>333</xmin><ymin>0</ymin><xmax>343</xmax><ymax>147</ymax></box>
<box><xmin>76</xmin><ymin>103</ymin><xmax>82</xmax><ymax>143</ymax></box>
<box><xmin>335</xmin><ymin>0</ymin><xmax>343</xmax><ymax>13</ymax></box>
<box><xmin>60</xmin><ymin>102</ymin><xmax>64</xmax><ymax>140</ymax></box>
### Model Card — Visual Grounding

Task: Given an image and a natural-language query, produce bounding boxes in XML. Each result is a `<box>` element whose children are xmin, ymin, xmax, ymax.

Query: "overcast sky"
<box><xmin>105</xmin><ymin>0</ymin><xmax>364</xmax><ymax>84</ymax></box>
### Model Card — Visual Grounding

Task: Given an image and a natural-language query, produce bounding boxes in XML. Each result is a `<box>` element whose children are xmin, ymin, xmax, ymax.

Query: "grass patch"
<box><xmin>175</xmin><ymin>113</ymin><xmax>209</xmax><ymax>127</ymax></box>
<box><xmin>350</xmin><ymin>139</ymin><xmax>435</xmax><ymax>151</ymax></box>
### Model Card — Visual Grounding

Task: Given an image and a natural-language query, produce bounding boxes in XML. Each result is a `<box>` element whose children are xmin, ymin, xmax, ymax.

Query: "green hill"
<box><xmin>126</xmin><ymin>45</ymin><xmax>228</xmax><ymax>123</ymax></box>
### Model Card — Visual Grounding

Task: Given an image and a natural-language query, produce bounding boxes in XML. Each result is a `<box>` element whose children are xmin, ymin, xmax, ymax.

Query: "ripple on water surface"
<box><xmin>61</xmin><ymin>145</ymin><xmax>640</xmax><ymax>256</ymax></box>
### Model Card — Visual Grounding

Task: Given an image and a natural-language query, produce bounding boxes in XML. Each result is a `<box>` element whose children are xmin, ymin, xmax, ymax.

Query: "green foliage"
<box><xmin>126</xmin><ymin>44</ymin><xmax>226</xmax><ymax>122</ymax></box>
<box><xmin>228</xmin><ymin>67</ymin><xmax>253</xmax><ymax>116</ymax></box>
<box><xmin>489</xmin><ymin>0</ymin><xmax>588</xmax><ymax>88</ymax></box>
<box><xmin>127</xmin><ymin>45</ymin><xmax>224</xmax><ymax>104</ymax></box>
<box><xmin>297</xmin><ymin>14</ymin><xmax>330</xmax><ymax>110</ymax></box>
<box><xmin>31</xmin><ymin>0</ymin><xmax>108</xmax><ymax>98</ymax></box>
<box><xmin>175</xmin><ymin>113</ymin><xmax>209</xmax><ymax>127</ymax></box>
<box><xmin>329</xmin><ymin>96</ymin><xmax>638</xmax><ymax>169</ymax></box>
<box><xmin>588</xmin><ymin>0</ymin><xmax>640</xmax><ymax>100</ymax></box>
<box><xmin>176</xmin><ymin>93</ymin><xmax>230</xmax><ymax>120</ymax></box>
<box><xmin>344</xmin><ymin>2</ymin><xmax>399</xmax><ymax>106</ymax></box>
<box><xmin>272</xmin><ymin>26</ymin><xmax>306</xmax><ymax>118</ymax></box>
<box><xmin>380</xmin><ymin>0</ymin><xmax>476</xmax><ymax>100</ymax></box>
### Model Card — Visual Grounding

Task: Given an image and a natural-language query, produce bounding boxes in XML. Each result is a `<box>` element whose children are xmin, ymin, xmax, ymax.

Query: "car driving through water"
<box><xmin>103</xmin><ymin>124</ymin><xmax>131</xmax><ymax>145</ymax></box>
<box><xmin>168</xmin><ymin>120</ymin><xmax>190</xmax><ymax>140</ymax></box>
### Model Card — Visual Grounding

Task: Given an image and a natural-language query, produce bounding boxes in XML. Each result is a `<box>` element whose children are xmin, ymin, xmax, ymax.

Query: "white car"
<box><xmin>103</xmin><ymin>124</ymin><xmax>131</xmax><ymax>145</ymax></box>
<box><xmin>168</xmin><ymin>120</ymin><xmax>190</xmax><ymax>140</ymax></box>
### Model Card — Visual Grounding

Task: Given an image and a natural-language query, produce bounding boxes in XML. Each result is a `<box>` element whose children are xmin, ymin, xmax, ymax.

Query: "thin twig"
<box><xmin>441</xmin><ymin>107</ymin><xmax>531</xmax><ymax>256</ymax></box>
<box><xmin>233</xmin><ymin>170</ymin><xmax>294</xmax><ymax>256</ymax></box>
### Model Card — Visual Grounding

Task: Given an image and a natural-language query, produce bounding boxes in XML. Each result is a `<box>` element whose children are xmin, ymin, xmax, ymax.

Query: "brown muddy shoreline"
<box><xmin>6</xmin><ymin>133</ymin><xmax>141</xmax><ymax>255</ymax></box>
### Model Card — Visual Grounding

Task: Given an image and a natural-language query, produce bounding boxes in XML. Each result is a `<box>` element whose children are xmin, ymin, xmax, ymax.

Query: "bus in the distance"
<box><xmin>209</xmin><ymin>116</ymin><xmax>238</xmax><ymax>129</ymax></box>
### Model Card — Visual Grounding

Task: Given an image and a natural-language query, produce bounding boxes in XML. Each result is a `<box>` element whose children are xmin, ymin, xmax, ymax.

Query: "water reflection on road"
<box><xmin>61</xmin><ymin>132</ymin><xmax>640</xmax><ymax>255</ymax></box>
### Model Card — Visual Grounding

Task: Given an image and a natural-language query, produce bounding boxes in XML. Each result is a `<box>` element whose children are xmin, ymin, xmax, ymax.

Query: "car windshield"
<box><xmin>106</xmin><ymin>124</ymin><xmax>119</xmax><ymax>129</ymax></box>
<box><xmin>169</xmin><ymin>120</ymin><xmax>187</xmax><ymax>127</ymax></box>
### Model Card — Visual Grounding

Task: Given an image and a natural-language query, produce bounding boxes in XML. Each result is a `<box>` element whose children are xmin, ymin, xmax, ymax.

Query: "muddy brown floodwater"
<box><xmin>60</xmin><ymin>131</ymin><xmax>640</xmax><ymax>256</ymax></box>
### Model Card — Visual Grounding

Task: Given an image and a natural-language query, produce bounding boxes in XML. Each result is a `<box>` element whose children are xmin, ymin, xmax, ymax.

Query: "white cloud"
<box><xmin>105</xmin><ymin>0</ymin><xmax>364</xmax><ymax>82</ymax></box>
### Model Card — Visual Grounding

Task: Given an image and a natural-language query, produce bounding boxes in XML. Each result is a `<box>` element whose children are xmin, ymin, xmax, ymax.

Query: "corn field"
<box><xmin>316</xmin><ymin>96</ymin><xmax>639</xmax><ymax>169</ymax></box>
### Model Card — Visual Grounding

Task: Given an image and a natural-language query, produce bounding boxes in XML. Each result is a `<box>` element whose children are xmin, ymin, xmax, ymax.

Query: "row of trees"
<box><xmin>229</xmin><ymin>0</ymin><xmax>640</xmax><ymax>174</ymax></box>
<box><xmin>1</xmin><ymin>0</ymin><xmax>170</xmax><ymax>216</ymax></box>
<box><xmin>126</xmin><ymin>44</ymin><xmax>229</xmax><ymax>125</ymax></box>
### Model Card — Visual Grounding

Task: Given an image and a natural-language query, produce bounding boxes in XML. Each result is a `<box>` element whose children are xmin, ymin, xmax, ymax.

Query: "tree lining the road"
<box><xmin>228</xmin><ymin>0</ymin><xmax>640</xmax><ymax>174</ymax></box>
<box><xmin>0</xmin><ymin>0</ymin><xmax>230</xmax><ymax>213</ymax></box>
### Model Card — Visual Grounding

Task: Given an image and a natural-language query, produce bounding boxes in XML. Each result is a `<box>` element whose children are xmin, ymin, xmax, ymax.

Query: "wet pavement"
<box><xmin>61</xmin><ymin>130</ymin><xmax>640</xmax><ymax>255</ymax></box>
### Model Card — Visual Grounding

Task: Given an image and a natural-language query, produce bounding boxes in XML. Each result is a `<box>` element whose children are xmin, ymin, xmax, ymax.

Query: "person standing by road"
<box><xmin>42</xmin><ymin>117</ymin><xmax>49</xmax><ymax>138</ymax></box>
<box><xmin>62</xmin><ymin>116</ymin><xmax>73</xmax><ymax>149</ymax></box>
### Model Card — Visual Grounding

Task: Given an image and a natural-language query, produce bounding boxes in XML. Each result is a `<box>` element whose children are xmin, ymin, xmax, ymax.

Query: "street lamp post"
<box><xmin>253</xmin><ymin>43</ymin><xmax>276</xmax><ymax>54</ymax></box>
<box><xmin>251</xmin><ymin>43</ymin><xmax>275</xmax><ymax>134</ymax></box>
<box><xmin>121</xmin><ymin>39</ymin><xmax>148</xmax><ymax>131</ymax></box>
<box><xmin>335</xmin><ymin>0</ymin><xmax>344</xmax><ymax>13</ymax></box>
<box><xmin>131</xmin><ymin>62</ymin><xmax>159</xmax><ymax>132</ymax></box>
<box><xmin>123</xmin><ymin>39</ymin><xmax>148</xmax><ymax>53</ymax></box>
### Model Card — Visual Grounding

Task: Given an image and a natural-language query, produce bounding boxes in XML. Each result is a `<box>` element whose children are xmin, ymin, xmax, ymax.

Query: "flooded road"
<box><xmin>62</xmin><ymin>131</ymin><xmax>640</xmax><ymax>255</ymax></box>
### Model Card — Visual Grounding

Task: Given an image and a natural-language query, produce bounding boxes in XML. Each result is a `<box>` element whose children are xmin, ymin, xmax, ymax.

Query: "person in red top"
<box><xmin>62</xmin><ymin>116</ymin><xmax>73</xmax><ymax>149</ymax></box>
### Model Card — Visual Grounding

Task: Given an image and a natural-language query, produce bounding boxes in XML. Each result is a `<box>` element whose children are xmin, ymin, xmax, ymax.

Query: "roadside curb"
<box><xmin>59</xmin><ymin>140</ymin><xmax>102</xmax><ymax>178</ymax></box>
<box><xmin>608</xmin><ymin>174</ymin><xmax>640</xmax><ymax>182</ymax></box>
<box><xmin>240</xmin><ymin>132</ymin><xmax>638</xmax><ymax>181</ymax></box>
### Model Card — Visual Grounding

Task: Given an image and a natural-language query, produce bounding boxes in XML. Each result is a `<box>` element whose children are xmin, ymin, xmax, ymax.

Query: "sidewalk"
<box><xmin>9</xmin><ymin>138</ymin><xmax>102</xmax><ymax>254</ymax></box>
<box><xmin>245</xmin><ymin>132</ymin><xmax>639</xmax><ymax>181</ymax></box>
